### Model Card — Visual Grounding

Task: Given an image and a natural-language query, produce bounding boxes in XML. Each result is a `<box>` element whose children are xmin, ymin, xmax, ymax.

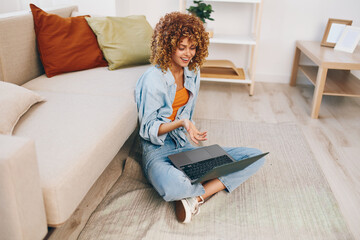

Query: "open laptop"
<box><xmin>168</xmin><ymin>144</ymin><xmax>268</xmax><ymax>184</ymax></box>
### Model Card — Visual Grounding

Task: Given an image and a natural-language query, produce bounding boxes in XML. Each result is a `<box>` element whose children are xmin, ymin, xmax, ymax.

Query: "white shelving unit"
<box><xmin>210</xmin><ymin>34</ymin><xmax>256</xmax><ymax>45</ymax></box>
<box><xmin>180</xmin><ymin>0</ymin><xmax>263</xmax><ymax>95</ymax></box>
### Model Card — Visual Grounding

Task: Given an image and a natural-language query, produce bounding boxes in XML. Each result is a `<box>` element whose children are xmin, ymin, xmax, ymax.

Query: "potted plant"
<box><xmin>187</xmin><ymin>0</ymin><xmax>214</xmax><ymax>23</ymax></box>
<box><xmin>187</xmin><ymin>0</ymin><xmax>215</xmax><ymax>37</ymax></box>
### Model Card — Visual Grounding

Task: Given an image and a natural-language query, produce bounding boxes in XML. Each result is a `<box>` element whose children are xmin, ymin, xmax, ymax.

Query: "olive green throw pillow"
<box><xmin>86</xmin><ymin>16</ymin><xmax>153</xmax><ymax>70</ymax></box>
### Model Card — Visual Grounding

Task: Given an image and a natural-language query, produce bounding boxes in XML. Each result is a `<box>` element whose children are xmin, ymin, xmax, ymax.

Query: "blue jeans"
<box><xmin>141</xmin><ymin>135</ymin><xmax>265</xmax><ymax>202</ymax></box>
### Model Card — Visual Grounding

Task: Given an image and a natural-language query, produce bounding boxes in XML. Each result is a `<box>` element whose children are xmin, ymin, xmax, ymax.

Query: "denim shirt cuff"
<box><xmin>149</xmin><ymin>121</ymin><xmax>167</xmax><ymax>145</ymax></box>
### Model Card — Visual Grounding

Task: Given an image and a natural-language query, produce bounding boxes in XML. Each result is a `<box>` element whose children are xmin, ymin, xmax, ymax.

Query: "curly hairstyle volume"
<box><xmin>150</xmin><ymin>12</ymin><xmax>209</xmax><ymax>72</ymax></box>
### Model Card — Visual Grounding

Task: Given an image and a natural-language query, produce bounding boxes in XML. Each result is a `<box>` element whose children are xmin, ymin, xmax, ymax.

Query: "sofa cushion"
<box><xmin>12</xmin><ymin>91</ymin><xmax>138</xmax><ymax>224</ymax></box>
<box><xmin>85</xmin><ymin>16</ymin><xmax>153</xmax><ymax>70</ymax></box>
<box><xmin>30</xmin><ymin>4</ymin><xmax>107</xmax><ymax>78</ymax></box>
<box><xmin>0</xmin><ymin>5</ymin><xmax>78</xmax><ymax>85</ymax></box>
<box><xmin>0</xmin><ymin>81</ymin><xmax>45</xmax><ymax>135</ymax></box>
<box><xmin>22</xmin><ymin>65</ymin><xmax>150</xmax><ymax>97</ymax></box>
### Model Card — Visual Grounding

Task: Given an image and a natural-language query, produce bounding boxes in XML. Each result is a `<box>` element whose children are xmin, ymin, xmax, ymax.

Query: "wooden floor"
<box><xmin>48</xmin><ymin>81</ymin><xmax>360</xmax><ymax>239</ymax></box>
<box><xmin>195</xmin><ymin>81</ymin><xmax>360</xmax><ymax>239</ymax></box>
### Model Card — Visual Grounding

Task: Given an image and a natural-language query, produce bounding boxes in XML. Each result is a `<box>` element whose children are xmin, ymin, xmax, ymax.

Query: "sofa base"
<box><xmin>45</xmin><ymin>128</ymin><xmax>138</xmax><ymax>239</ymax></box>
<box><xmin>0</xmin><ymin>135</ymin><xmax>48</xmax><ymax>240</ymax></box>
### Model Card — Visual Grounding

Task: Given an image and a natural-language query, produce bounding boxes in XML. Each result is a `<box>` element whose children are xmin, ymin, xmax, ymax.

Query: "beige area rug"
<box><xmin>78</xmin><ymin>119</ymin><xmax>353</xmax><ymax>240</ymax></box>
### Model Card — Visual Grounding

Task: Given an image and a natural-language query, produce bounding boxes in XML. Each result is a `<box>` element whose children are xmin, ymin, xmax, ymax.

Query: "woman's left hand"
<box><xmin>182</xmin><ymin>119</ymin><xmax>207</xmax><ymax>144</ymax></box>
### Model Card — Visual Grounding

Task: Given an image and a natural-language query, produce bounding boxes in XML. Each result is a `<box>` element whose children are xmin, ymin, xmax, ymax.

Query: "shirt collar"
<box><xmin>156</xmin><ymin>65</ymin><xmax>197</xmax><ymax>86</ymax></box>
<box><xmin>164</xmin><ymin>69</ymin><xmax>175</xmax><ymax>86</ymax></box>
<box><xmin>184</xmin><ymin>66</ymin><xmax>197</xmax><ymax>79</ymax></box>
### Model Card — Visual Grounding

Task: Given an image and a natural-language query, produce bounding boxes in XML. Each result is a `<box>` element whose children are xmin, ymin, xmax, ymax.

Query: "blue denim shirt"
<box><xmin>135</xmin><ymin>65</ymin><xmax>200</xmax><ymax>147</ymax></box>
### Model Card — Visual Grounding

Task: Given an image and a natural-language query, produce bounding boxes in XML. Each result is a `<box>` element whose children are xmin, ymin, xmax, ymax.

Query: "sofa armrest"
<box><xmin>0</xmin><ymin>135</ymin><xmax>47</xmax><ymax>240</ymax></box>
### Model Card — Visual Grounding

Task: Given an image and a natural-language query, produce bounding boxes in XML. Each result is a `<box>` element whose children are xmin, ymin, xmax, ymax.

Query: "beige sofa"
<box><xmin>0</xmin><ymin>5</ymin><xmax>148</xmax><ymax>239</ymax></box>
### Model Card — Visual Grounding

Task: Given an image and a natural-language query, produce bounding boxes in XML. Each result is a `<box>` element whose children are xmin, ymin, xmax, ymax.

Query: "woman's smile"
<box><xmin>181</xmin><ymin>57</ymin><xmax>190</xmax><ymax>63</ymax></box>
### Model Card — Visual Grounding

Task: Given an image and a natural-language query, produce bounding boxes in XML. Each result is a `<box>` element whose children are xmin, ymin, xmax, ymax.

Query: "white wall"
<box><xmin>0</xmin><ymin>0</ymin><xmax>118</xmax><ymax>16</ymax></box>
<box><xmin>257</xmin><ymin>0</ymin><xmax>360</xmax><ymax>83</ymax></box>
<box><xmin>72</xmin><ymin>0</ymin><xmax>117</xmax><ymax>16</ymax></box>
<box><xmin>117</xmin><ymin>0</ymin><xmax>360</xmax><ymax>83</ymax></box>
<box><xmin>0</xmin><ymin>0</ymin><xmax>20</xmax><ymax>13</ymax></box>
<box><xmin>2</xmin><ymin>0</ymin><xmax>359</xmax><ymax>83</ymax></box>
<box><xmin>116</xmin><ymin>0</ymin><xmax>178</xmax><ymax>27</ymax></box>
<box><xmin>113</xmin><ymin>0</ymin><xmax>360</xmax><ymax>84</ymax></box>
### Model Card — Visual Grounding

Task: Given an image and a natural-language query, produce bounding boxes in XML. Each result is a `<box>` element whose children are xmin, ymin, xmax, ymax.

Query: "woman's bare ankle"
<box><xmin>197</xmin><ymin>196</ymin><xmax>205</xmax><ymax>204</ymax></box>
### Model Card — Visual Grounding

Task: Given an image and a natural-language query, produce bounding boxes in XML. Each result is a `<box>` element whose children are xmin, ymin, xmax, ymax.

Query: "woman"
<box><xmin>135</xmin><ymin>12</ymin><xmax>265</xmax><ymax>223</ymax></box>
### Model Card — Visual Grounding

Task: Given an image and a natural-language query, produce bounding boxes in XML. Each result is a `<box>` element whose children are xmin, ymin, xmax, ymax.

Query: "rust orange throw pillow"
<box><xmin>30</xmin><ymin>4</ymin><xmax>107</xmax><ymax>77</ymax></box>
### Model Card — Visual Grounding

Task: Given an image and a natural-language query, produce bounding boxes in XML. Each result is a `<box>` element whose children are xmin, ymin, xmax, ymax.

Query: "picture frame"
<box><xmin>334</xmin><ymin>26</ymin><xmax>360</xmax><ymax>53</ymax></box>
<box><xmin>321</xmin><ymin>18</ymin><xmax>352</xmax><ymax>47</ymax></box>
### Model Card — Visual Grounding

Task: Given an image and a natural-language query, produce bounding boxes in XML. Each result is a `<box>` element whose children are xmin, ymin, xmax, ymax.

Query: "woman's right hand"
<box><xmin>182</xmin><ymin>119</ymin><xmax>207</xmax><ymax>144</ymax></box>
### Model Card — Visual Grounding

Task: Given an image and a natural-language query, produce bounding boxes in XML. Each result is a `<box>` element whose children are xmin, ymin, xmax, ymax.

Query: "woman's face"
<box><xmin>171</xmin><ymin>37</ymin><xmax>196</xmax><ymax>69</ymax></box>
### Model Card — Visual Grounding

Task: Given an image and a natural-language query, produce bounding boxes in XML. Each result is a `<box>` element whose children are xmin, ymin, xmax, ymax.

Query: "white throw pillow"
<box><xmin>0</xmin><ymin>82</ymin><xmax>45</xmax><ymax>135</ymax></box>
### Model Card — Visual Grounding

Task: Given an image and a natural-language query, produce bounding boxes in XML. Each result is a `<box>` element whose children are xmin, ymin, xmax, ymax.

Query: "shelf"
<box><xmin>200</xmin><ymin>60</ymin><xmax>251</xmax><ymax>84</ymax></box>
<box><xmin>201</xmin><ymin>76</ymin><xmax>252</xmax><ymax>84</ymax></box>
<box><xmin>210</xmin><ymin>34</ymin><xmax>256</xmax><ymax>45</ymax></box>
<box><xmin>299</xmin><ymin>65</ymin><xmax>360</xmax><ymax>97</ymax></box>
<box><xmin>181</xmin><ymin>0</ymin><xmax>263</xmax><ymax>95</ymax></box>
<box><xmin>201</xmin><ymin>70</ymin><xmax>251</xmax><ymax>84</ymax></box>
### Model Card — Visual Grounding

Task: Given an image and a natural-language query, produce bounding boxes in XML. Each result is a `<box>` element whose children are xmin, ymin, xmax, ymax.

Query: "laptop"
<box><xmin>168</xmin><ymin>144</ymin><xmax>268</xmax><ymax>184</ymax></box>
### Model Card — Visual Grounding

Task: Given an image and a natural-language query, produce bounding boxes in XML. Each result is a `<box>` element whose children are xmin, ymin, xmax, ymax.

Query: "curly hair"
<box><xmin>150</xmin><ymin>12</ymin><xmax>209</xmax><ymax>72</ymax></box>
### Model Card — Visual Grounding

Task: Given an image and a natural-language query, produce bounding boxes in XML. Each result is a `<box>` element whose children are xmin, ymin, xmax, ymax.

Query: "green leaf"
<box><xmin>187</xmin><ymin>0</ymin><xmax>214</xmax><ymax>23</ymax></box>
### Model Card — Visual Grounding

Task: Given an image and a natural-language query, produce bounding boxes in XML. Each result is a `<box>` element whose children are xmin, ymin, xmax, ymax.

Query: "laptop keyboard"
<box><xmin>180</xmin><ymin>155</ymin><xmax>233</xmax><ymax>180</ymax></box>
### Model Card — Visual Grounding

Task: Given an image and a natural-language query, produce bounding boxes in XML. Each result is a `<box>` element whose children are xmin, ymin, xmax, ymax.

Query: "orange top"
<box><xmin>168</xmin><ymin>87</ymin><xmax>190</xmax><ymax>121</ymax></box>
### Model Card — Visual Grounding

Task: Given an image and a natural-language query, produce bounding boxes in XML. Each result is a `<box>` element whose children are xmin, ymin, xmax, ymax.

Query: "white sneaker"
<box><xmin>175</xmin><ymin>196</ymin><xmax>204</xmax><ymax>223</ymax></box>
